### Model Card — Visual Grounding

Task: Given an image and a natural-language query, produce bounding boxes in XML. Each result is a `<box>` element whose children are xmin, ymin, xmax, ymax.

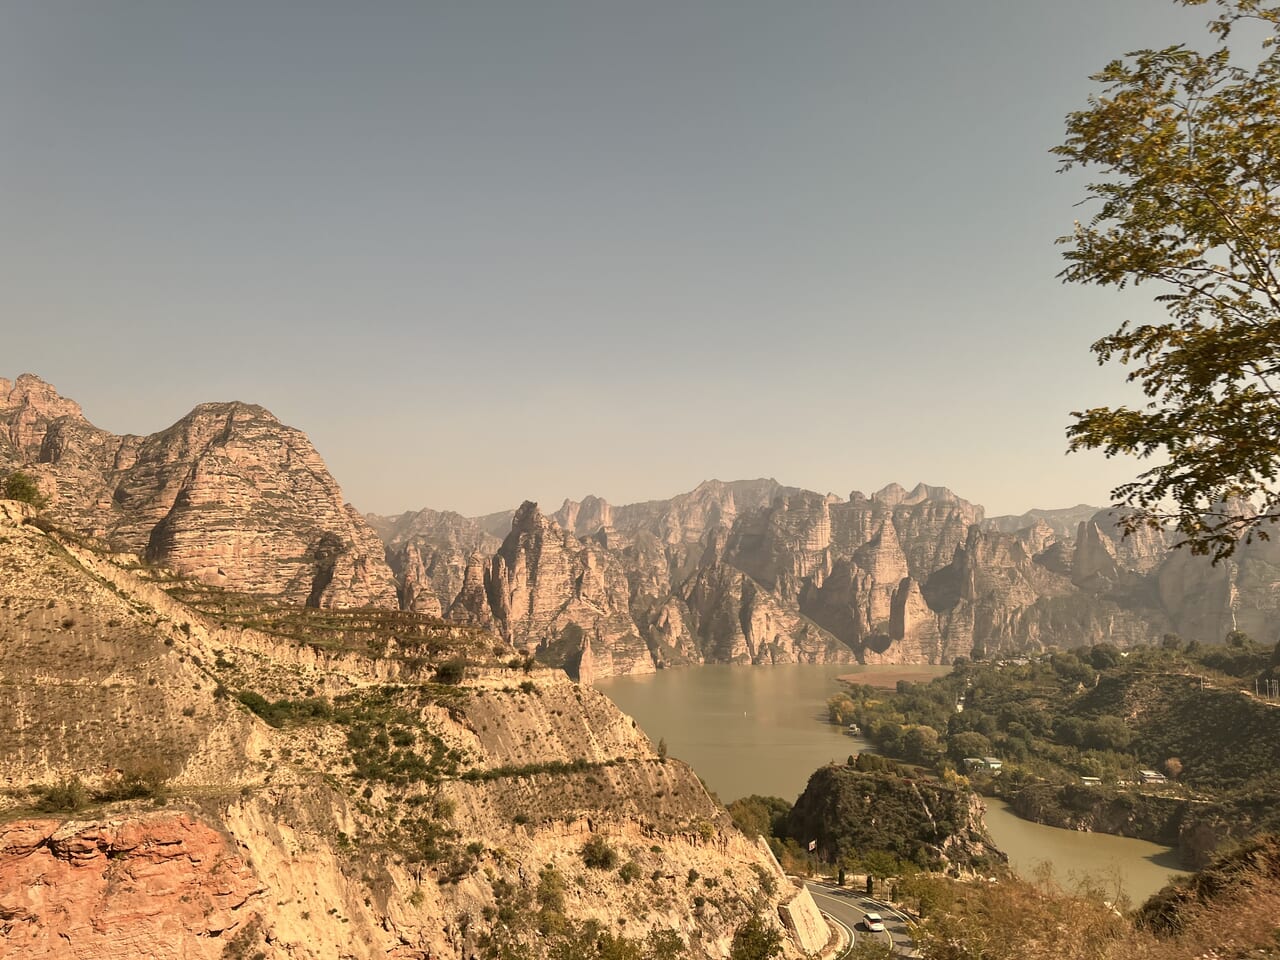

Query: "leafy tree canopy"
<box><xmin>1058</xmin><ymin>0</ymin><xmax>1280</xmax><ymax>559</ymax></box>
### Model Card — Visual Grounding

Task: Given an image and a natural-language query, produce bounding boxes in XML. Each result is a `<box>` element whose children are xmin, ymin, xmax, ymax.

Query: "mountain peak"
<box><xmin>183</xmin><ymin>400</ymin><xmax>278</xmax><ymax>423</ymax></box>
<box><xmin>2</xmin><ymin>373</ymin><xmax>89</xmax><ymax>458</ymax></box>
<box><xmin>2</xmin><ymin>373</ymin><xmax>86</xmax><ymax>420</ymax></box>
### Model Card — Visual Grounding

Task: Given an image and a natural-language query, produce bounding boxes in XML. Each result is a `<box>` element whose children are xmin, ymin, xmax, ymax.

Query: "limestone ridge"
<box><xmin>379</xmin><ymin>485</ymin><xmax>1280</xmax><ymax>678</ymax></box>
<box><xmin>369</xmin><ymin>508</ymin><xmax>504</xmax><ymax>617</ymax></box>
<box><xmin>984</xmin><ymin>504</ymin><xmax>1100</xmax><ymax>537</ymax></box>
<box><xmin>0</xmin><ymin>374</ymin><xmax>396</xmax><ymax>608</ymax></box>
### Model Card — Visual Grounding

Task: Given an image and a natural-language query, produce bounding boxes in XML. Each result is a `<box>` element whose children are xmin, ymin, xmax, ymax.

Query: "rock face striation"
<box><xmin>378</xmin><ymin>485</ymin><xmax>1280</xmax><ymax>679</ymax></box>
<box><xmin>8</xmin><ymin>372</ymin><xmax>1280</xmax><ymax>678</ymax></box>
<box><xmin>1</xmin><ymin>374</ymin><xmax>396</xmax><ymax>608</ymax></box>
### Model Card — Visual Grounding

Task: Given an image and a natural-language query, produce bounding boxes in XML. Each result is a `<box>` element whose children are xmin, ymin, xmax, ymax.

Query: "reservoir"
<box><xmin>597</xmin><ymin>663</ymin><xmax>1184</xmax><ymax>903</ymax></box>
<box><xmin>982</xmin><ymin>797</ymin><xmax>1185</xmax><ymax>905</ymax></box>
<box><xmin>599</xmin><ymin>663</ymin><xmax>865</xmax><ymax>804</ymax></box>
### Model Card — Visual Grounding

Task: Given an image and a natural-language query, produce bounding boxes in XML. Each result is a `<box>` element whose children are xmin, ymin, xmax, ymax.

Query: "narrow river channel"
<box><xmin>597</xmin><ymin>663</ymin><xmax>1185</xmax><ymax>903</ymax></box>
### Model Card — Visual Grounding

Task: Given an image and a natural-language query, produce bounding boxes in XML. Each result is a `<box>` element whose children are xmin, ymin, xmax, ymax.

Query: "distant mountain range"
<box><xmin>6</xmin><ymin>372</ymin><xmax>1277</xmax><ymax>679</ymax></box>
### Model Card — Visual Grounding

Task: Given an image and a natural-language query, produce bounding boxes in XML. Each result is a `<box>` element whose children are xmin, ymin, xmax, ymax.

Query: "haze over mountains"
<box><xmin>5</xmin><ymin>373</ymin><xmax>1277</xmax><ymax>681</ymax></box>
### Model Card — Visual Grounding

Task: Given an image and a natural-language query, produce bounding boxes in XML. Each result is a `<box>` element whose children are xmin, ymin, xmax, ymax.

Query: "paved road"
<box><xmin>803</xmin><ymin>881</ymin><xmax>918</xmax><ymax>958</ymax></box>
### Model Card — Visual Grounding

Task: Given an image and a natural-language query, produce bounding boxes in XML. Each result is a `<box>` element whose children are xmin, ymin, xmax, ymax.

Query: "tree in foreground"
<box><xmin>1057</xmin><ymin>0</ymin><xmax>1280</xmax><ymax>560</ymax></box>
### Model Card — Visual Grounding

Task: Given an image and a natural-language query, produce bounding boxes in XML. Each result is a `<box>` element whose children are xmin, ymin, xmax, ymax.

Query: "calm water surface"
<box><xmin>597</xmin><ymin>664</ymin><xmax>1184</xmax><ymax>902</ymax></box>
<box><xmin>983</xmin><ymin>798</ymin><xmax>1185</xmax><ymax>903</ymax></box>
<box><xmin>598</xmin><ymin>664</ymin><xmax>860</xmax><ymax>804</ymax></box>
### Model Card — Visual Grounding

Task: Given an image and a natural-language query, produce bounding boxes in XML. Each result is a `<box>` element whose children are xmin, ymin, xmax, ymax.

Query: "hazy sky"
<box><xmin>2</xmin><ymin>1</ymin><xmax>1216</xmax><ymax>517</ymax></box>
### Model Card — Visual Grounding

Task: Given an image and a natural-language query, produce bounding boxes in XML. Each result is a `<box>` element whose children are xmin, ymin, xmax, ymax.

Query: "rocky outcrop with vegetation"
<box><xmin>0</xmin><ymin>374</ymin><xmax>397</xmax><ymax>608</ymax></box>
<box><xmin>0</xmin><ymin>501</ymin><xmax>829</xmax><ymax>959</ymax></box>
<box><xmin>785</xmin><ymin>759</ymin><xmax>1004</xmax><ymax>875</ymax></box>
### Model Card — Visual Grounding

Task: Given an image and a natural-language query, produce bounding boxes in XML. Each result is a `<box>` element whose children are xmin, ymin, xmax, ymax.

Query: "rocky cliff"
<box><xmin>475</xmin><ymin>501</ymin><xmax>652</xmax><ymax>676</ymax></box>
<box><xmin>1</xmin><ymin>374</ymin><xmax>396</xmax><ymax>608</ymax></box>
<box><xmin>0</xmin><ymin>499</ymin><xmax>830</xmax><ymax>959</ymax></box>
<box><xmin>369</xmin><ymin>508</ymin><xmax>504</xmax><ymax>617</ymax></box>
<box><xmin>9</xmin><ymin>372</ymin><xmax>1278</xmax><ymax>679</ymax></box>
<box><xmin>379</xmin><ymin>483</ymin><xmax>1280</xmax><ymax>677</ymax></box>
<box><xmin>984</xmin><ymin>504</ymin><xmax>1100</xmax><ymax>537</ymax></box>
<box><xmin>786</xmin><ymin>761</ymin><xmax>1005</xmax><ymax>874</ymax></box>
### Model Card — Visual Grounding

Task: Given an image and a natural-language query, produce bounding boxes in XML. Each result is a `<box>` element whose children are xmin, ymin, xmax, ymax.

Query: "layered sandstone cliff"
<box><xmin>1</xmin><ymin>374</ymin><xmax>396</xmax><ymax>608</ymax></box>
<box><xmin>9</xmin><ymin>372</ymin><xmax>1277</xmax><ymax>679</ymax></box>
<box><xmin>373</xmin><ymin>482</ymin><xmax>1280</xmax><ymax>678</ymax></box>
<box><xmin>370</xmin><ymin>508</ymin><xmax>503</xmax><ymax>617</ymax></box>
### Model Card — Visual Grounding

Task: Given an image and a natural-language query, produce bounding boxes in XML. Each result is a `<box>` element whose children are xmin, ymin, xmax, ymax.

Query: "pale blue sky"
<box><xmin>1</xmin><ymin>1</ymin><xmax>1214</xmax><ymax>516</ymax></box>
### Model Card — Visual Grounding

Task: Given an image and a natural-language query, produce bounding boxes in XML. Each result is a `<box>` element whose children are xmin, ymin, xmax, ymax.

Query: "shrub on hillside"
<box><xmin>434</xmin><ymin>656</ymin><xmax>467</xmax><ymax>685</ymax></box>
<box><xmin>580</xmin><ymin>835</ymin><xmax>618</xmax><ymax>869</ymax></box>
<box><xmin>2</xmin><ymin>470</ymin><xmax>46</xmax><ymax>509</ymax></box>
<box><xmin>94</xmin><ymin>766</ymin><xmax>169</xmax><ymax>803</ymax></box>
<box><xmin>729</xmin><ymin>915</ymin><xmax>782</xmax><ymax>960</ymax></box>
<box><xmin>37</xmin><ymin>777</ymin><xmax>88</xmax><ymax>812</ymax></box>
<box><xmin>236</xmin><ymin>690</ymin><xmax>332</xmax><ymax>728</ymax></box>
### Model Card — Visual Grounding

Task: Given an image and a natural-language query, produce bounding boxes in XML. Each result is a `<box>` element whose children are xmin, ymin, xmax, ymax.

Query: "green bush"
<box><xmin>581</xmin><ymin>835</ymin><xmax>618</xmax><ymax>869</ymax></box>
<box><xmin>434</xmin><ymin>656</ymin><xmax>467</xmax><ymax>685</ymax></box>
<box><xmin>37</xmin><ymin>777</ymin><xmax>89</xmax><ymax>812</ymax></box>
<box><xmin>730</xmin><ymin>915</ymin><xmax>782</xmax><ymax>960</ymax></box>
<box><xmin>2</xmin><ymin>471</ymin><xmax>46</xmax><ymax>508</ymax></box>
<box><xmin>727</xmin><ymin>794</ymin><xmax>791</xmax><ymax>841</ymax></box>
<box><xmin>236</xmin><ymin>691</ymin><xmax>332</xmax><ymax>728</ymax></box>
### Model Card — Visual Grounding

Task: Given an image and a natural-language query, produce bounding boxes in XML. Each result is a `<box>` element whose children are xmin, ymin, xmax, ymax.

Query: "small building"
<box><xmin>962</xmin><ymin>757</ymin><xmax>1005</xmax><ymax>773</ymax></box>
<box><xmin>1080</xmin><ymin>776</ymin><xmax>1102</xmax><ymax>787</ymax></box>
<box><xmin>1138</xmin><ymin>769</ymin><xmax>1168</xmax><ymax>784</ymax></box>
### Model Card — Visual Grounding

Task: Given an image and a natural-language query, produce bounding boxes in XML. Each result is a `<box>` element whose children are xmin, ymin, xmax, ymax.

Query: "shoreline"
<box><xmin>836</xmin><ymin>664</ymin><xmax>952</xmax><ymax>689</ymax></box>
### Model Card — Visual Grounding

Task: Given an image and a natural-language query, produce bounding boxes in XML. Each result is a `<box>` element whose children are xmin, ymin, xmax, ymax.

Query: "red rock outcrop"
<box><xmin>0</xmin><ymin>815</ymin><xmax>264</xmax><ymax>960</ymax></box>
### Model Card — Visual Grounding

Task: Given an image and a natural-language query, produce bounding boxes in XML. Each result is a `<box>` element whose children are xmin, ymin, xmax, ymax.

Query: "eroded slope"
<box><xmin>0</xmin><ymin>501</ymin><xmax>829</xmax><ymax>959</ymax></box>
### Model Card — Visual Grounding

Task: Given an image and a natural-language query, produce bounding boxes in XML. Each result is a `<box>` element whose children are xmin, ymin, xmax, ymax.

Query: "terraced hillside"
<box><xmin>0</xmin><ymin>499</ymin><xmax>830</xmax><ymax>960</ymax></box>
